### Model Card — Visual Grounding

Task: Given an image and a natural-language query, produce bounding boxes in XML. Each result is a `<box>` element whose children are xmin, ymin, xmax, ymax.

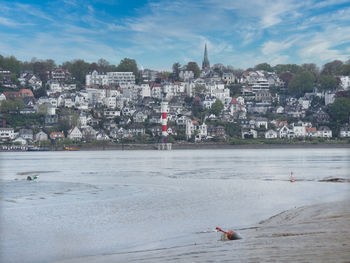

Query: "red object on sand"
<box><xmin>216</xmin><ymin>227</ymin><xmax>241</xmax><ymax>240</ymax></box>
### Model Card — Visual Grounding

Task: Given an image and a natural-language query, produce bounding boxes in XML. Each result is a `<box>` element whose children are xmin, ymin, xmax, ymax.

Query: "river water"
<box><xmin>1</xmin><ymin>148</ymin><xmax>349</xmax><ymax>262</ymax></box>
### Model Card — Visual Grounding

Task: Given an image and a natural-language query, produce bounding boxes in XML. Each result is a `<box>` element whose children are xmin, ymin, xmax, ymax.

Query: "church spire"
<box><xmin>202</xmin><ymin>43</ymin><xmax>210</xmax><ymax>70</ymax></box>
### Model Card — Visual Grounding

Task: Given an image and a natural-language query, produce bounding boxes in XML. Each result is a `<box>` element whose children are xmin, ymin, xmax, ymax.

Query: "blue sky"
<box><xmin>1</xmin><ymin>0</ymin><xmax>350</xmax><ymax>71</ymax></box>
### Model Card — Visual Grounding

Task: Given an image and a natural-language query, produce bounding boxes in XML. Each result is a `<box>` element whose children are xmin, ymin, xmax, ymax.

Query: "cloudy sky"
<box><xmin>0</xmin><ymin>0</ymin><xmax>350</xmax><ymax>70</ymax></box>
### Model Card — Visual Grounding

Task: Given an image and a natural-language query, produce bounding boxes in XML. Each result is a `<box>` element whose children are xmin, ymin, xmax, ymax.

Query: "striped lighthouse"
<box><xmin>161</xmin><ymin>101</ymin><xmax>168</xmax><ymax>139</ymax></box>
<box><xmin>157</xmin><ymin>100</ymin><xmax>171</xmax><ymax>150</ymax></box>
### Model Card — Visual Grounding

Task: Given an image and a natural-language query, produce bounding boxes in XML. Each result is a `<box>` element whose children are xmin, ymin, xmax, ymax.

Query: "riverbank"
<box><xmin>2</xmin><ymin>140</ymin><xmax>350</xmax><ymax>151</ymax></box>
<box><xmin>57</xmin><ymin>198</ymin><xmax>350</xmax><ymax>263</ymax></box>
<box><xmin>74</xmin><ymin>142</ymin><xmax>350</xmax><ymax>151</ymax></box>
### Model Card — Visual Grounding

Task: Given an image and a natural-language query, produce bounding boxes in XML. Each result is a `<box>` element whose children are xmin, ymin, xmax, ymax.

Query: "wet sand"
<box><xmin>57</xmin><ymin>198</ymin><xmax>350</xmax><ymax>263</ymax></box>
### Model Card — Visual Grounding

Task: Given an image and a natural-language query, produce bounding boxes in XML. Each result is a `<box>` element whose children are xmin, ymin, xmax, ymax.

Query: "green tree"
<box><xmin>225</xmin><ymin>122</ymin><xmax>241</xmax><ymax>137</ymax></box>
<box><xmin>254</xmin><ymin>63</ymin><xmax>273</xmax><ymax>72</ymax></box>
<box><xmin>328</xmin><ymin>97</ymin><xmax>350</xmax><ymax>124</ymax></box>
<box><xmin>184</xmin><ymin>96</ymin><xmax>193</xmax><ymax>106</ymax></box>
<box><xmin>341</xmin><ymin>61</ymin><xmax>350</xmax><ymax>75</ymax></box>
<box><xmin>191</xmin><ymin>99</ymin><xmax>205</xmax><ymax>119</ymax></box>
<box><xmin>288</xmin><ymin>71</ymin><xmax>315</xmax><ymax>97</ymax></box>
<box><xmin>227</xmin><ymin>84</ymin><xmax>242</xmax><ymax>97</ymax></box>
<box><xmin>186</xmin><ymin>62</ymin><xmax>200</xmax><ymax>78</ymax></box>
<box><xmin>97</xmin><ymin>58</ymin><xmax>110</xmax><ymax>72</ymax></box>
<box><xmin>321</xmin><ymin>60</ymin><xmax>343</xmax><ymax>75</ymax></box>
<box><xmin>301</xmin><ymin>63</ymin><xmax>320</xmax><ymax>77</ymax></box>
<box><xmin>279</xmin><ymin>72</ymin><xmax>295</xmax><ymax>88</ymax></box>
<box><xmin>117</xmin><ymin>58</ymin><xmax>138</xmax><ymax>76</ymax></box>
<box><xmin>211</xmin><ymin>99</ymin><xmax>224</xmax><ymax>117</ymax></box>
<box><xmin>33</xmin><ymin>86</ymin><xmax>47</xmax><ymax>98</ymax></box>
<box><xmin>172</xmin><ymin>62</ymin><xmax>181</xmax><ymax>81</ymax></box>
<box><xmin>62</xmin><ymin>59</ymin><xmax>90</xmax><ymax>85</ymax></box>
<box><xmin>0</xmin><ymin>99</ymin><xmax>25</xmax><ymax>113</ymax></box>
<box><xmin>0</xmin><ymin>55</ymin><xmax>21</xmax><ymax>74</ymax></box>
<box><xmin>194</xmin><ymin>84</ymin><xmax>207</xmax><ymax>98</ymax></box>
<box><xmin>273</xmin><ymin>64</ymin><xmax>302</xmax><ymax>74</ymax></box>
<box><xmin>319</xmin><ymin>75</ymin><xmax>337</xmax><ymax>91</ymax></box>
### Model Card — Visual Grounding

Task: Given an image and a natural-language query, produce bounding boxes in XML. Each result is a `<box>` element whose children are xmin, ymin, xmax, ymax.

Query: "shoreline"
<box><xmin>57</xmin><ymin>142</ymin><xmax>350</xmax><ymax>151</ymax></box>
<box><xmin>58</xmin><ymin>197</ymin><xmax>350</xmax><ymax>263</ymax></box>
<box><xmin>1</xmin><ymin>142</ymin><xmax>350</xmax><ymax>152</ymax></box>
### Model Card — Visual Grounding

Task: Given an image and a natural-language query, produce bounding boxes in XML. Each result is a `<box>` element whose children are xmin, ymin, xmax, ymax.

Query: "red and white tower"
<box><xmin>161</xmin><ymin>101</ymin><xmax>168</xmax><ymax>140</ymax></box>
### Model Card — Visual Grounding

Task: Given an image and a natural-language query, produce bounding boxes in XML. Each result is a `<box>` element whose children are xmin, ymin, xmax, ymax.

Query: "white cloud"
<box><xmin>0</xmin><ymin>16</ymin><xmax>20</xmax><ymax>27</ymax></box>
<box><xmin>261</xmin><ymin>40</ymin><xmax>294</xmax><ymax>55</ymax></box>
<box><xmin>298</xmin><ymin>25</ymin><xmax>350</xmax><ymax>63</ymax></box>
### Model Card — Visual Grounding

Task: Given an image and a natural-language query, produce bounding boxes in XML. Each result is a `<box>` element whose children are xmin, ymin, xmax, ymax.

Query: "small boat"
<box><xmin>63</xmin><ymin>146</ymin><xmax>79</xmax><ymax>151</ymax></box>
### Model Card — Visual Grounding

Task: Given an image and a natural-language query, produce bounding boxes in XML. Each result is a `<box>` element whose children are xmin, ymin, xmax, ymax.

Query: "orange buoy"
<box><xmin>216</xmin><ymin>227</ymin><xmax>241</xmax><ymax>240</ymax></box>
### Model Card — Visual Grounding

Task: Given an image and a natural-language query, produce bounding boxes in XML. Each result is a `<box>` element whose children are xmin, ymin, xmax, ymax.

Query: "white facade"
<box><xmin>293</xmin><ymin>125</ymin><xmax>306</xmax><ymax>137</ymax></box>
<box><xmin>0</xmin><ymin>93</ymin><xmax>6</xmax><ymax>101</ymax></box>
<box><xmin>0</xmin><ymin>128</ymin><xmax>15</xmax><ymax>140</ymax></box>
<box><xmin>325</xmin><ymin>91</ymin><xmax>336</xmax><ymax>105</ymax></box>
<box><xmin>85</xmin><ymin>70</ymin><xmax>109</xmax><ymax>86</ymax></box>
<box><xmin>179</xmin><ymin>70</ymin><xmax>194</xmax><ymax>81</ymax></box>
<box><xmin>107</xmin><ymin>72</ymin><xmax>135</xmax><ymax>86</ymax></box>
<box><xmin>339</xmin><ymin>76</ymin><xmax>350</xmax><ymax>90</ymax></box>
<box><xmin>339</xmin><ymin>126</ymin><xmax>350</xmax><ymax>137</ymax></box>
<box><xmin>222</xmin><ymin>73</ymin><xmax>235</xmax><ymax>84</ymax></box>
<box><xmin>265</xmin><ymin>129</ymin><xmax>278</xmax><ymax>139</ymax></box>
<box><xmin>140</xmin><ymin>84</ymin><xmax>151</xmax><ymax>98</ymax></box>
<box><xmin>104</xmin><ymin>96</ymin><xmax>117</xmax><ymax>109</ymax></box>
<box><xmin>317</xmin><ymin>126</ymin><xmax>332</xmax><ymax>138</ymax></box>
<box><xmin>86</xmin><ymin>70</ymin><xmax>135</xmax><ymax>87</ymax></box>
<box><xmin>35</xmin><ymin>131</ymin><xmax>48</xmax><ymax>141</ymax></box>
<box><xmin>68</xmin><ymin>126</ymin><xmax>83</xmax><ymax>140</ymax></box>
<box><xmin>255</xmin><ymin>118</ymin><xmax>268</xmax><ymax>129</ymax></box>
<box><xmin>104</xmin><ymin>110</ymin><xmax>121</xmax><ymax>118</ymax></box>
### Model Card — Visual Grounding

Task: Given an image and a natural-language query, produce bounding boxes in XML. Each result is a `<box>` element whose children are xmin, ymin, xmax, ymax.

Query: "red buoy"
<box><xmin>216</xmin><ymin>227</ymin><xmax>241</xmax><ymax>240</ymax></box>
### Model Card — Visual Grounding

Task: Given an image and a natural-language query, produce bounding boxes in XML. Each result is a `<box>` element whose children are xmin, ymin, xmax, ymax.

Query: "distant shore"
<box><xmin>1</xmin><ymin>141</ymin><xmax>350</xmax><ymax>152</ymax></box>
<box><xmin>76</xmin><ymin>142</ymin><xmax>350</xmax><ymax>151</ymax></box>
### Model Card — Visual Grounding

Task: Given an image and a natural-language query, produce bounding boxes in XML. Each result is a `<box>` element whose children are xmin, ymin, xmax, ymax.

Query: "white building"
<box><xmin>140</xmin><ymin>84</ymin><xmax>151</xmax><ymax>98</ymax></box>
<box><xmin>0</xmin><ymin>93</ymin><xmax>6</xmax><ymax>101</ymax></box>
<box><xmin>265</xmin><ymin>129</ymin><xmax>278</xmax><ymax>139</ymax></box>
<box><xmin>339</xmin><ymin>126</ymin><xmax>350</xmax><ymax>137</ymax></box>
<box><xmin>317</xmin><ymin>126</ymin><xmax>332</xmax><ymax>138</ymax></box>
<box><xmin>185</xmin><ymin>120</ymin><xmax>207</xmax><ymax>140</ymax></box>
<box><xmin>0</xmin><ymin>128</ymin><xmax>15</xmax><ymax>140</ymax></box>
<box><xmin>35</xmin><ymin>131</ymin><xmax>48</xmax><ymax>141</ymax></box>
<box><xmin>293</xmin><ymin>125</ymin><xmax>306</xmax><ymax>137</ymax></box>
<box><xmin>68</xmin><ymin>126</ymin><xmax>83</xmax><ymax>141</ymax></box>
<box><xmin>103</xmin><ymin>110</ymin><xmax>121</xmax><ymax>119</ymax></box>
<box><xmin>325</xmin><ymin>91</ymin><xmax>336</xmax><ymax>105</ymax></box>
<box><xmin>339</xmin><ymin>76</ymin><xmax>350</xmax><ymax>90</ymax></box>
<box><xmin>222</xmin><ymin>73</ymin><xmax>235</xmax><ymax>84</ymax></box>
<box><xmin>255</xmin><ymin>117</ymin><xmax>268</xmax><ymax>129</ymax></box>
<box><xmin>179</xmin><ymin>70</ymin><xmax>194</xmax><ymax>81</ymax></box>
<box><xmin>107</xmin><ymin>72</ymin><xmax>135</xmax><ymax>86</ymax></box>
<box><xmin>86</xmin><ymin>70</ymin><xmax>135</xmax><ymax>87</ymax></box>
<box><xmin>85</xmin><ymin>70</ymin><xmax>109</xmax><ymax>86</ymax></box>
<box><xmin>104</xmin><ymin>96</ymin><xmax>117</xmax><ymax>109</ymax></box>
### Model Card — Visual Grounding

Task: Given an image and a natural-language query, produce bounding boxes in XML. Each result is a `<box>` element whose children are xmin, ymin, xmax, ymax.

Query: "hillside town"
<box><xmin>1</xmin><ymin>46</ymin><xmax>350</xmax><ymax>150</ymax></box>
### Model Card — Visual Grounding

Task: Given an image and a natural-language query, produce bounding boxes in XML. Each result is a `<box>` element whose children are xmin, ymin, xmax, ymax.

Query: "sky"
<box><xmin>0</xmin><ymin>0</ymin><xmax>350</xmax><ymax>71</ymax></box>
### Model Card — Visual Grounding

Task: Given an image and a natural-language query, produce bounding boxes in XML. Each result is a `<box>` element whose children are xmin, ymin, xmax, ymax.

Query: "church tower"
<box><xmin>202</xmin><ymin>43</ymin><xmax>210</xmax><ymax>70</ymax></box>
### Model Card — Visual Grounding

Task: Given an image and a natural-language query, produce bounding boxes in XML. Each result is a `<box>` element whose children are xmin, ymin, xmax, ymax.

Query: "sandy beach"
<box><xmin>57</xmin><ymin>198</ymin><xmax>350</xmax><ymax>263</ymax></box>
